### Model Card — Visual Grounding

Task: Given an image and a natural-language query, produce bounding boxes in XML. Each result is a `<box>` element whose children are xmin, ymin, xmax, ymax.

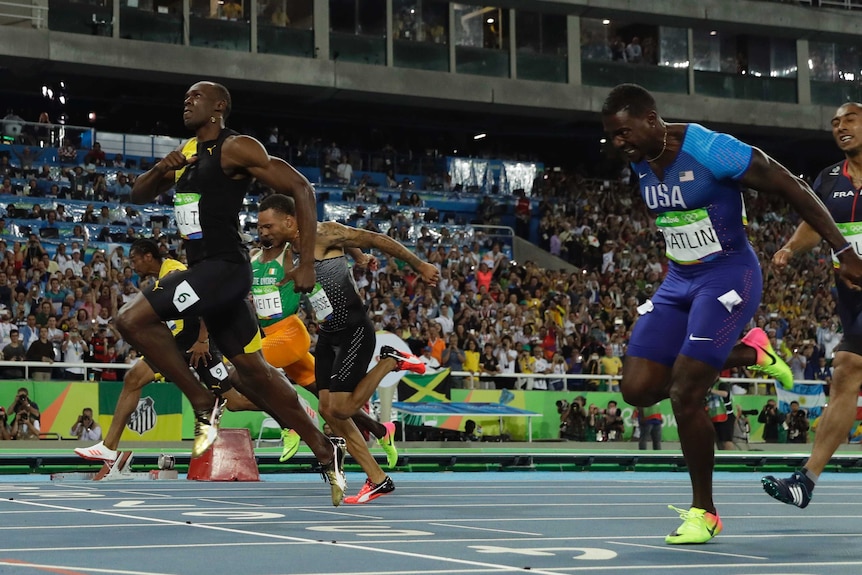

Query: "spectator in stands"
<box><xmin>12</xmin><ymin>147</ymin><xmax>45</xmax><ymax>172</ymax></box>
<box><xmin>325</xmin><ymin>141</ymin><xmax>342</xmax><ymax>167</ymax></box>
<box><xmin>812</xmin><ymin>356</ymin><xmax>832</xmax><ymax>386</ymax></box>
<box><xmin>222</xmin><ymin>0</ymin><xmax>242</xmax><ymax>18</ymax></box>
<box><xmin>112</xmin><ymin>154</ymin><xmax>125</xmax><ymax>168</ymax></box>
<box><xmin>426</xmin><ymin>322</ymin><xmax>445</xmax><ymax>363</ymax></box>
<box><xmin>20</xmin><ymin>314</ymin><xmax>39</xmax><ymax>349</ymax></box>
<box><xmin>61</xmin><ymin>329</ymin><xmax>87</xmax><ymax>380</ymax></box>
<box><xmin>480</xmin><ymin>338</ymin><xmax>503</xmax><ymax>389</ymax></box>
<box><xmin>92</xmin><ymin>174</ymin><xmax>109</xmax><ymax>201</ymax></box>
<box><xmin>65</xmin><ymin>166</ymin><xmax>89</xmax><ymax>199</ymax></box>
<box><xmin>58</xmin><ymin>138</ymin><xmax>77</xmax><ymax>164</ymax></box>
<box><xmin>80</xmin><ymin>204</ymin><xmax>97</xmax><ymax>224</ymax></box>
<box><xmin>25</xmin><ymin>326</ymin><xmax>56</xmax><ymax>380</ymax></box>
<box><xmin>0</xmin><ymin>272</ymin><xmax>12</xmax><ymax>310</ymax></box>
<box><xmin>0</xmin><ymin>310</ymin><xmax>13</xmax><ymax>346</ymax></box>
<box><xmin>625</xmin><ymin>37</ymin><xmax>643</xmax><ymax>63</ymax></box>
<box><xmin>70</xmin><ymin>407</ymin><xmax>102</xmax><ymax>441</ymax></box>
<box><xmin>2</xmin><ymin>328</ymin><xmax>27</xmax><ymax>380</ymax></box>
<box><xmin>97</xmin><ymin>205</ymin><xmax>111</xmax><ymax>225</ymax></box>
<box><xmin>84</xmin><ymin>142</ymin><xmax>106</xmax><ymax>166</ymax></box>
<box><xmin>40</xmin><ymin>210</ymin><xmax>59</xmax><ymax>236</ymax></box>
<box><xmin>514</xmin><ymin>190</ymin><xmax>531</xmax><ymax>239</ymax></box>
<box><xmin>347</xmin><ymin>205</ymin><xmax>366</xmax><ymax>223</ymax></box>
<box><xmin>62</xmin><ymin>249</ymin><xmax>84</xmax><ymax>276</ymax></box>
<box><xmin>418</xmin><ymin>345</ymin><xmax>441</xmax><ymax>371</ymax></box>
<box><xmin>336</xmin><ymin>158</ymin><xmax>353</xmax><ymax>184</ymax></box>
<box><xmin>528</xmin><ymin>345</ymin><xmax>550</xmax><ymax>390</ymax></box>
<box><xmin>0</xmin><ymin>178</ymin><xmax>13</xmax><ymax>195</ymax></box>
<box><xmin>110</xmin><ymin>174</ymin><xmax>132</xmax><ymax>201</ymax></box>
<box><xmin>441</xmin><ymin>334</ymin><xmax>466</xmax><ymax>388</ymax></box>
<box><xmin>34</xmin><ymin>300</ymin><xmax>54</xmax><ymax>327</ymax></box>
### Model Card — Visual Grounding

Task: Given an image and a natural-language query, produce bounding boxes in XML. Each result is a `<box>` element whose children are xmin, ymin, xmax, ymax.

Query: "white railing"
<box><xmin>446</xmin><ymin>371</ymin><xmax>821</xmax><ymax>395</ymax></box>
<box><xmin>0</xmin><ymin>360</ymin><xmax>132</xmax><ymax>381</ymax></box>
<box><xmin>0</xmin><ymin>0</ymin><xmax>48</xmax><ymax>29</ymax></box>
<box><xmin>0</xmin><ymin>361</ymin><xmax>823</xmax><ymax>394</ymax></box>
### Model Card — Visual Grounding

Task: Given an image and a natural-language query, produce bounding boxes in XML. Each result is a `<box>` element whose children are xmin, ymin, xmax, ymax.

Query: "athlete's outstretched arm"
<box><xmin>741</xmin><ymin>148</ymin><xmax>862</xmax><ymax>284</ymax></box>
<box><xmin>773</xmin><ymin>221</ymin><xmax>822</xmax><ymax>272</ymax></box>
<box><xmin>222</xmin><ymin>135</ymin><xmax>317</xmax><ymax>292</ymax></box>
<box><xmin>317</xmin><ymin>221</ymin><xmax>439</xmax><ymax>286</ymax></box>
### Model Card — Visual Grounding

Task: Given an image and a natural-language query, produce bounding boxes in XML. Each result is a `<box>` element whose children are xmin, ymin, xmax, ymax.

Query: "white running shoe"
<box><xmin>75</xmin><ymin>441</ymin><xmax>118</xmax><ymax>463</ymax></box>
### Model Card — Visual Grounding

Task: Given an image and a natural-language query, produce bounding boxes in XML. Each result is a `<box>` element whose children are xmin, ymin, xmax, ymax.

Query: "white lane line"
<box><xmin>0</xmin><ymin>560</ymin><xmax>176</xmax><ymax>575</ymax></box>
<box><xmin>197</xmin><ymin>498</ymin><xmax>264</xmax><ymax>507</ymax></box>
<box><xmin>607</xmin><ymin>540</ymin><xmax>766</xmax><ymax>560</ymax></box>
<box><xmin>298</xmin><ymin>508</ymin><xmax>381</xmax><ymax>519</ymax></box>
<box><xmin>116</xmin><ymin>490</ymin><xmax>174</xmax><ymax>499</ymax></box>
<box><xmin>2</xmin><ymin>498</ymin><xmax>565</xmax><ymax>575</ymax></box>
<box><xmin>429</xmin><ymin>523</ymin><xmax>542</xmax><ymax>536</ymax></box>
<box><xmin>535</xmin><ymin>560</ymin><xmax>862</xmax><ymax>572</ymax></box>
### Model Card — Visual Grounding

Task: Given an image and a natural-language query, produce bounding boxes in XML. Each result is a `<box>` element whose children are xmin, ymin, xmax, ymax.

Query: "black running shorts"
<box><xmin>315</xmin><ymin>317</ymin><xmax>376</xmax><ymax>394</ymax></box>
<box><xmin>143</xmin><ymin>258</ymin><xmax>261</xmax><ymax>359</ymax></box>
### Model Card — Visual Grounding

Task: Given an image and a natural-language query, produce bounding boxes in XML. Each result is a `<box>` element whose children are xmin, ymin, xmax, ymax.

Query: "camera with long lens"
<box><xmin>556</xmin><ymin>399</ymin><xmax>569</xmax><ymax>414</ymax></box>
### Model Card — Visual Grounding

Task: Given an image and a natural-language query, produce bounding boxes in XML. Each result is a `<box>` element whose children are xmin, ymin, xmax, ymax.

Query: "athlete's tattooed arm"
<box><xmin>317</xmin><ymin>222</ymin><xmax>439</xmax><ymax>285</ymax></box>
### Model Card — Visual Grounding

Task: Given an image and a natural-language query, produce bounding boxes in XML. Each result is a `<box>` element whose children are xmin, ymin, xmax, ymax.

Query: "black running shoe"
<box><xmin>762</xmin><ymin>471</ymin><xmax>813</xmax><ymax>508</ymax></box>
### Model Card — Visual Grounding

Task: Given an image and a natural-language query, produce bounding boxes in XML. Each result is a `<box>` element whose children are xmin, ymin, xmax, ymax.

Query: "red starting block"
<box><xmin>187</xmin><ymin>428</ymin><xmax>260</xmax><ymax>481</ymax></box>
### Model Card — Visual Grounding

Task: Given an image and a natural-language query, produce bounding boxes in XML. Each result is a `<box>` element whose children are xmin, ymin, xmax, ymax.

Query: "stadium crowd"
<box><xmin>0</xmin><ymin>137</ymin><xmax>842</xmax><ymax>406</ymax></box>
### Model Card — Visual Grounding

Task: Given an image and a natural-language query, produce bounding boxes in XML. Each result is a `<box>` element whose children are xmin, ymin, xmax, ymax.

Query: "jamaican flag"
<box><xmin>397</xmin><ymin>368</ymin><xmax>450</xmax><ymax>427</ymax></box>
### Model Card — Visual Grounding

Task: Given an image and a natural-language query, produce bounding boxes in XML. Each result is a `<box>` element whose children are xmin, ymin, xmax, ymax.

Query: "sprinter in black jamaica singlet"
<box><xmin>116</xmin><ymin>81</ymin><xmax>347</xmax><ymax>506</ymax></box>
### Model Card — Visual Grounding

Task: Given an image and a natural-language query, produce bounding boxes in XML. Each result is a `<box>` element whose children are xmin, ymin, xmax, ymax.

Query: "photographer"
<box><xmin>70</xmin><ymin>407</ymin><xmax>102</xmax><ymax>441</ymax></box>
<box><xmin>732</xmin><ymin>405</ymin><xmax>759</xmax><ymax>450</ymax></box>
<box><xmin>786</xmin><ymin>401</ymin><xmax>810</xmax><ymax>444</ymax></box>
<box><xmin>603</xmin><ymin>400</ymin><xmax>624</xmax><ymax>441</ymax></box>
<box><xmin>10</xmin><ymin>407</ymin><xmax>39</xmax><ymax>440</ymax></box>
<box><xmin>7</xmin><ymin>387</ymin><xmax>40</xmax><ymax>430</ymax></box>
<box><xmin>758</xmin><ymin>399</ymin><xmax>784</xmax><ymax>443</ymax></box>
<box><xmin>560</xmin><ymin>396</ymin><xmax>587</xmax><ymax>441</ymax></box>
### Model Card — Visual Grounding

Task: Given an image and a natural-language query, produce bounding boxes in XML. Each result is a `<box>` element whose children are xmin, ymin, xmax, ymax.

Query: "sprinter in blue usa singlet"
<box><xmin>601</xmin><ymin>84</ymin><xmax>862</xmax><ymax>545</ymax></box>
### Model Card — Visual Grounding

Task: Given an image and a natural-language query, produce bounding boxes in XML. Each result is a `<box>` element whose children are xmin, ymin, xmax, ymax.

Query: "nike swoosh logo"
<box><xmin>688</xmin><ymin>335</ymin><xmax>713</xmax><ymax>341</ymax></box>
<box><xmin>756</xmin><ymin>345</ymin><xmax>778</xmax><ymax>366</ymax></box>
<box><xmin>639</xmin><ymin>172</ymin><xmax>648</xmax><ymax>179</ymax></box>
<box><xmin>706</xmin><ymin>523</ymin><xmax>717</xmax><ymax>536</ymax></box>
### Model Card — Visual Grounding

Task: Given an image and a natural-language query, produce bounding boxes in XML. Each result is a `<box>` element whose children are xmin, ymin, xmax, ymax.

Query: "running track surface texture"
<box><xmin>0</xmin><ymin>471</ymin><xmax>859</xmax><ymax>575</ymax></box>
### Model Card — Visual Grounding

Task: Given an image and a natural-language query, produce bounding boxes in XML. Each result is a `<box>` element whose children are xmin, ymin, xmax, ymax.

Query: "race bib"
<box><xmin>833</xmin><ymin>222</ymin><xmax>862</xmax><ymax>266</ymax></box>
<box><xmin>656</xmin><ymin>208</ymin><xmax>723</xmax><ymax>264</ymax></box>
<box><xmin>175</xmin><ymin>192</ymin><xmax>202</xmax><ymax>239</ymax></box>
<box><xmin>308</xmin><ymin>283</ymin><xmax>334</xmax><ymax>322</ymax></box>
<box><xmin>251</xmin><ymin>285</ymin><xmax>283</xmax><ymax>319</ymax></box>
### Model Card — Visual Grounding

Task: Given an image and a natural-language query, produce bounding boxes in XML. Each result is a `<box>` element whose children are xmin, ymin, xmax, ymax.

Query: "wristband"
<box><xmin>834</xmin><ymin>242</ymin><xmax>853</xmax><ymax>257</ymax></box>
<box><xmin>197</xmin><ymin>339</ymin><xmax>209</xmax><ymax>344</ymax></box>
